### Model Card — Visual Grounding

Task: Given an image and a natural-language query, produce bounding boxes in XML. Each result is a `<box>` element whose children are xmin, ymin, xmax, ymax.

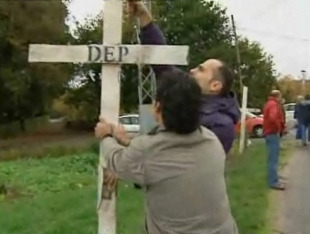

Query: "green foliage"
<box><xmin>0</xmin><ymin>1</ymin><xmax>72</xmax><ymax>130</ymax></box>
<box><xmin>0</xmin><ymin>153</ymin><xmax>144</xmax><ymax>234</ymax></box>
<box><xmin>226</xmin><ymin>144</ymin><xmax>271</xmax><ymax>233</ymax></box>
<box><xmin>154</xmin><ymin>0</ymin><xmax>232</xmax><ymax>69</ymax></box>
<box><xmin>154</xmin><ymin>0</ymin><xmax>276</xmax><ymax>107</ymax></box>
<box><xmin>0</xmin><ymin>142</ymin><xmax>277</xmax><ymax>234</ymax></box>
<box><xmin>0</xmin><ymin>0</ymin><xmax>277</xmax><ymax>130</ymax></box>
<box><xmin>0</xmin><ymin>154</ymin><xmax>97</xmax><ymax>195</ymax></box>
<box><xmin>238</xmin><ymin>40</ymin><xmax>276</xmax><ymax>108</ymax></box>
<box><xmin>62</xmin><ymin>0</ymin><xmax>276</xmax><ymax>122</ymax></box>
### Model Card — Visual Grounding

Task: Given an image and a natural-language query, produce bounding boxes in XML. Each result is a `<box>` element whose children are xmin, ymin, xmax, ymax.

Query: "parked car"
<box><xmin>120</xmin><ymin>112</ymin><xmax>264</xmax><ymax>138</ymax></box>
<box><xmin>247</xmin><ymin>108</ymin><xmax>262</xmax><ymax>116</ymax></box>
<box><xmin>283</xmin><ymin>103</ymin><xmax>297</xmax><ymax>129</ymax></box>
<box><xmin>235</xmin><ymin>111</ymin><xmax>264</xmax><ymax>138</ymax></box>
<box><xmin>119</xmin><ymin>114</ymin><xmax>140</xmax><ymax>134</ymax></box>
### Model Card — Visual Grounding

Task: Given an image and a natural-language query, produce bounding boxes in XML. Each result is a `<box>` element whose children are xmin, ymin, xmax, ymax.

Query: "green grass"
<box><xmin>0</xmin><ymin>154</ymin><xmax>144</xmax><ymax>234</ymax></box>
<box><xmin>226</xmin><ymin>143</ymin><xmax>271</xmax><ymax>233</ymax></box>
<box><xmin>0</xmin><ymin>141</ymin><xmax>288</xmax><ymax>234</ymax></box>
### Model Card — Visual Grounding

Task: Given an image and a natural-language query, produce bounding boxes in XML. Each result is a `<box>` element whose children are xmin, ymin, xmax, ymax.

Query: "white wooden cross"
<box><xmin>28</xmin><ymin>0</ymin><xmax>189</xmax><ymax>233</ymax></box>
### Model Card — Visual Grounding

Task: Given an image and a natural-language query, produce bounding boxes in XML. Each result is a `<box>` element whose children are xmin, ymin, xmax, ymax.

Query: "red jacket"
<box><xmin>263</xmin><ymin>97</ymin><xmax>285</xmax><ymax>135</ymax></box>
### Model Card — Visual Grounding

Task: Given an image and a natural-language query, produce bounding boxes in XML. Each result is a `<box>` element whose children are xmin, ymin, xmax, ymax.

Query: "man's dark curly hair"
<box><xmin>156</xmin><ymin>70</ymin><xmax>202</xmax><ymax>134</ymax></box>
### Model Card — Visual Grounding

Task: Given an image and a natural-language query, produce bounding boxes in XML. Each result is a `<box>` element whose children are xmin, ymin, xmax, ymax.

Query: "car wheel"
<box><xmin>253</xmin><ymin>125</ymin><xmax>263</xmax><ymax>138</ymax></box>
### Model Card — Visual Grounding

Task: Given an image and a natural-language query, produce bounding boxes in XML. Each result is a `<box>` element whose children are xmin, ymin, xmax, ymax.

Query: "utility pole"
<box><xmin>301</xmin><ymin>70</ymin><xmax>306</xmax><ymax>95</ymax></box>
<box><xmin>231</xmin><ymin>15</ymin><xmax>243</xmax><ymax>94</ymax></box>
<box><xmin>231</xmin><ymin>15</ymin><xmax>248</xmax><ymax>154</ymax></box>
<box><xmin>135</xmin><ymin>0</ymin><xmax>157</xmax><ymax>134</ymax></box>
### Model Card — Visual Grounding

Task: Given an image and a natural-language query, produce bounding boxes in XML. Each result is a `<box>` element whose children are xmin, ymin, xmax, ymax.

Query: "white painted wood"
<box><xmin>28</xmin><ymin>44</ymin><xmax>189</xmax><ymax>65</ymax></box>
<box><xmin>98</xmin><ymin>1</ymin><xmax>122</xmax><ymax>234</ymax></box>
<box><xmin>239</xmin><ymin>86</ymin><xmax>248</xmax><ymax>154</ymax></box>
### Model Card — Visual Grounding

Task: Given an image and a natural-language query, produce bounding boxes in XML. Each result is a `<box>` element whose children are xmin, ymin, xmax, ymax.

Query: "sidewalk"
<box><xmin>275</xmin><ymin>146</ymin><xmax>310</xmax><ymax>234</ymax></box>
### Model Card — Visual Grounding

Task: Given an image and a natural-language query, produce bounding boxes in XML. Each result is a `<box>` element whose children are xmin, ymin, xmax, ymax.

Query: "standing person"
<box><xmin>280</xmin><ymin>98</ymin><xmax>286</xmax><ymax>135</ymax></box>
<box><xmin>127</xmin><ymin>0</ymin><xmax>240</xmax><ymax>154</ymax></box>
<box><xmin>279</xmin><ymin>98</ymin><xmax>286</xmax><ymax>149</ymax></box>
<box><xmin>263</xmin><ymin>90</ymin><xmax>285</xmax><ymax>190</ymax></box>
<box><xmin>95</xmin><ymin>70</ymin><xmax>239</xmax><ymax>234</ymax></box>
<box><xmin>294</xmin><ymin>95</ymin><xmax>304</xmax><ymax>141</ymax></box>
<box><xmin>299</xmin><ymin>95</ymin><xmax>310</xmax><ymax>145</ymax></box>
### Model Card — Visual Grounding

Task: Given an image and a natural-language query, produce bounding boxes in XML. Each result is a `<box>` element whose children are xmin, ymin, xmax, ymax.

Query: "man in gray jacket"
<box><xmin>95</xmin><ymin>70</ymin><xmax>238</xmax><ymax>234</ymax></box>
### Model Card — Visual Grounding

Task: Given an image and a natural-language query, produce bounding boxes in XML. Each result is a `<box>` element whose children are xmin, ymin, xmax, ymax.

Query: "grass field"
<box><xmin>0</xmin><ymin>141</ymin><xmax>289</xmax><ymax>234</ymax></box>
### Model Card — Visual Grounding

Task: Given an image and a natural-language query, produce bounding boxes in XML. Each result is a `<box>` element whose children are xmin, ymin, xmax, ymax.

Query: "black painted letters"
<box><xmin>87</xmin><ymin>45</ymin><xmax>129</xmax><ymax>63</ymax></box>
<box><xmin>88</xmin><ymin>45</ymin><xmax>101</xmax><ymax>62</ymax></box>
<box><xmin>104</xmin><ymin>46</ymin><xmax>116</xmax><ymax>62</ymax></box>
<box><xmin>119</xmin><ymin>46</ymin><xmax>129</xmax><ymax>62</ymax></box>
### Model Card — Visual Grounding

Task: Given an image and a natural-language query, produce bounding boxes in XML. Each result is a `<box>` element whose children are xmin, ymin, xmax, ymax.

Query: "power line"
<box><xmin>237</xmin><ymin>26</ymin><xmax>309</xmax><ymax>42</ymax></box>
<box><xmin>242</xmin><ymin>0</ymin><xmax>288</xmax><ymax>26</ymax></box>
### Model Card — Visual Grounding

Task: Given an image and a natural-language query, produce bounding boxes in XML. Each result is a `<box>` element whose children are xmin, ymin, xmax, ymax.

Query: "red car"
<box><xmin>235</xmin><ymin>111</ymin><xmax>264</xmax><ymax>138</ymax></box>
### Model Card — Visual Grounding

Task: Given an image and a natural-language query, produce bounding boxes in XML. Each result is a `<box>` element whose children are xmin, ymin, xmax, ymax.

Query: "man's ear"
<box><xmin>210</xmin><ymin>79</ymin><xmax>223</xmax><ymax>92</ymax></box>
<box><xmin>154</xmin><ymin>101</ymin><xmax>161</xmax><ymax>113</ymax></box>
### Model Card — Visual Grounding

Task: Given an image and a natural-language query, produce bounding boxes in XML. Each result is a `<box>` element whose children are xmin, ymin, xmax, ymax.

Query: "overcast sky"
<box><xmin>68</xmin><ymin>0</ymin><xmax>310</xmax><ymax>77</ymax></box>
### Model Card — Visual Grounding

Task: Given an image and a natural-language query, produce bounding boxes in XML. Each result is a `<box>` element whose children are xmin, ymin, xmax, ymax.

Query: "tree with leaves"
<box><xmin>60</xmin><ymin>0</ymin><xmax>276</xmax><ymax>125</ymax></box>
<box><xmin>152</xmin><ymin>0</ymin><xmax>277</xmax><ymax>108</ymax></box>
<box><xmin>278</xmin><ymin>75</ymin><xmax>309</xmax><ymax>103</ymax></box>
<box><xmin>0</xmin><ymin>0</ymin><xmax>71</xmax><ymax>131</ymax></box>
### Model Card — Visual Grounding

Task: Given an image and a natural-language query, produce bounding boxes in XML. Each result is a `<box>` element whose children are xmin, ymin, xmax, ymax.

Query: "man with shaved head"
<box><xmin>127</xmin><ymin>0</ymin><xmax>240</xmax><ymax>154</ymax></box>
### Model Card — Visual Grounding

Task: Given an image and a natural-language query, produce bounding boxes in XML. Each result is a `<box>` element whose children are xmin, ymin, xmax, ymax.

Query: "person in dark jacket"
<box><xmin>127</xmin><ymin>0</ymin><xmax>241</xmax><ymax>154</ymax></box>
<box><xmin>298</xmin><ymin>95</ymin><xmax>310</xmax><ymax>145</ymax></box>
<box><xmin>294</xmin><ymin>95</ymin><xmax>304</xmax><ymax>140</ymax></box>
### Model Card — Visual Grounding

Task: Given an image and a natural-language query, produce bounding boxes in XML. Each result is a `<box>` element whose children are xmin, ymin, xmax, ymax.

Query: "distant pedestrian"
<box><xmin>279</xmin><ymin>98</ymin><xmax>286</xmax><ymax>149</ymax></box>
<box><xmin>294</xmin><ymin>95</ymin><xmax>304</xmax><ymax>140</ymax></box>
<box><xmin>280</xmin><ymin>98</ymin><xmax>286</xmax><ymax>139</ymax></box>
<box><xmin>263</xmin><ymin>90</ymin><xmax>286</xmax><ymax>190</ymax></box>
<box><xmin>298</xmin><ymin>95</ymin><xmax>310</xmax><ymax>145</ymax></box>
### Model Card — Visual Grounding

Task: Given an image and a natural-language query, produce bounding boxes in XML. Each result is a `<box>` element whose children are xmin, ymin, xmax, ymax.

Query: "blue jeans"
<box><xmin>296</xmin><ymin>123</ymin><xmax>302</xmax><ymax>139</ymax></box>
<box><xmin>265</xmin><ymin>134</ymin><xmax>280</xmax><ymax>187</ymax></box>
<box><xmin>300</xmin><ymin>124</ymin><xmax>309</xmax><ymax>145</ymax></box>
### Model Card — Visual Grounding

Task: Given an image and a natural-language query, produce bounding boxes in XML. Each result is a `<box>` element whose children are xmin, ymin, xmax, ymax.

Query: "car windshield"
<box><xmin>246</xmin><ymin>111</ymin><xmax>257</xmax><ymax>118</ymax></box>
<box><xmin>240</xmin><ymin>109</ymin><xmax>258</xmax><ymax>118</ymax></box>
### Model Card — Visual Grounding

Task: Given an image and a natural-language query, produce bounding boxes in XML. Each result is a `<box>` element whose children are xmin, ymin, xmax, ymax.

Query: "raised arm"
<box><xmin>127</xmin><ymin>0</ymin><xmax>175</xmax><ymax>78</ymax></box>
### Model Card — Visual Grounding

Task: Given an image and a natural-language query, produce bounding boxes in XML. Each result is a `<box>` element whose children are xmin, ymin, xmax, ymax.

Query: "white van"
<box><xmin>283</xmin><ymin>103</ymin><xmax>297</xmax><ymax>129</ymax></box>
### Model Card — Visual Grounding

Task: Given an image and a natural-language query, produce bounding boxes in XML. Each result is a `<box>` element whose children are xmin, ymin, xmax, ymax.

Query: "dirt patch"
<box><xmin>0</xmin><ymin>184</ymin><xmax>31</xmax><ymax>202</ymax></box>
<box><xmin>0</xmin><ymin>130</ymin><xmax>93</xmax><ymax>149</ymax></box>
<box><xmin>0</xmin><ymin>130</ymin><xmax>95</xmax><ymax>161</ymax></box>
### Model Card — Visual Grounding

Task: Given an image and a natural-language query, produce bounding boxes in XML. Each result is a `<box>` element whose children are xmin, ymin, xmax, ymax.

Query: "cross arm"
<box><xmin>28</xmin><ymin>44</ymin><xmax>189</xmax><ymax>65</ymax></box>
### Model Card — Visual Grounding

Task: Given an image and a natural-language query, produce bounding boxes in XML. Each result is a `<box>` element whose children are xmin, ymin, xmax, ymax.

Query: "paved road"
<box><xmin>279</xmin><ymin>146</ymin><xmax>310</xmax><ymax>234</ymax></box>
